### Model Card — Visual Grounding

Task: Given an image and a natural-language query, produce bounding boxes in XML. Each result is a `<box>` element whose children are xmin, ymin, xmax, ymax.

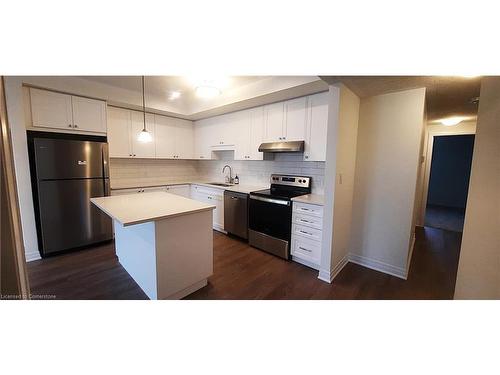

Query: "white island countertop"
<box><xmin>91</xmin><ymin>192</ymin><xmax>215</xmax><ymax>227</ymax></box>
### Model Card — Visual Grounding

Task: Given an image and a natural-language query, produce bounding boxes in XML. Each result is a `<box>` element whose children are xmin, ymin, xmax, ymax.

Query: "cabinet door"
<box><xmin>107</xmin><ymin>107</ymin><xmax>132</xmax><ymax>158</ymax></box>
<box><xmin>233</xmin><ymin>109</ymin><xmax>252</xmax><ymax>160</ymax></box>
<box><xmin>249</xmin><ymin>107</ymin><xmax>265</xmax><ymax>160</ymax></box>
<box><xmin>30</xmin><ymin>88</ymin><xmax>73</xmax><ymax>130</ymax></box>
<box><xmin>71</xmin><ymin>96</ymin><xmax>107</xmax><ymax>133</ymax></box>
<box><xmin>304</xmin><ymin>92</ymin><xmax>328</xmax><ymax>161</ymax></box>
<box><xmin>130</xmin><ymin>111</ymin><xmax>156</xmax><ymax>158</ymax></box>
<box><xmin>154</xmin><ymin>114</ymin><xmax>177</xmax><ymax>159</ymax></box>
<box><xmin>194</xmin><ymin>119</ymin><xmax>214</xmax><ymax>159</ymax></box>
<box><xmin>264</xmin><ymin>102</ymin><xmax>284</xmax><ymax>141</ymax></box>
<box><xmin>284</xmin><ymin>96</ymin><xmax>307</xmax><ymax>141</ymax></box>
<box><xmin>175</xmin><ymin>118</ymin><xmax>194</xmax><ymax>159</ymax></box>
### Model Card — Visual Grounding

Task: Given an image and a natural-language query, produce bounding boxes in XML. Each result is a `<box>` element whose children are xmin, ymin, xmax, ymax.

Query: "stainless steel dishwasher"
<box><xmin>224</xmin><ymin>190</ymin><xmax>248</xmax><ymax>240</ymax></box>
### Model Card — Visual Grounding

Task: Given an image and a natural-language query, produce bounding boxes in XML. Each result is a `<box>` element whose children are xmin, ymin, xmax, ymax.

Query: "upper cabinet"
<box><xmin>304</xmin><ymin>92</ymin><xmax>329</xmax><ymax>161</ymax></box>
<box><xmin>130</xmin><ymin>111</ymin><xmax>156</xmax><ymax>158</ymax></box>
<box><xmin>234</xmin><ymin>107</ymin><xmax>264</xmax><ymax>160</ymax></box>
<box><xmin>155</xmin><ymin>115</ymin><xmax>194</xmax><ymax>159</ymax></box>
<box><xmin>71</xmin><ymin>96</ymin><xmax>107</xmax><ymax>133</ymax></box>
<box><xmin>107</xmin><ymin>107</ymin><xmax>155</xmax><ymax>158</ymax></box>
<box><xmin>263</xmin><ymin>97</ymin><xmax>307</xmax><ymax>142</ymax></box>
<box><xmin>30</xmin><ymin>88</ymin><xmax>106</xmax><ymax>134</ymax></box>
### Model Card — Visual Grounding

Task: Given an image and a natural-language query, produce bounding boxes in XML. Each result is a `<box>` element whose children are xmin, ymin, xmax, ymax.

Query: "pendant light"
<box><xmin>137</xmin><ymin>76</ymin><xmax>153</xmax><ymax>143</ymax></box>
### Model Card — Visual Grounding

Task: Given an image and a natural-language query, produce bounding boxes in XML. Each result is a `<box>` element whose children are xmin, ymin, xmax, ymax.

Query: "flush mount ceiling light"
<box><xmin>195</xmin><ymin>85</ymin><xmax>222</xmax><ymax>98</ymax></box>
<box><xmin>440</xmin><ymin>117</ymin><xmax>464</xmax><ymax>126</ymax></box>
<box><xmin>169</xmin><ymin>91</ymin><xmax>181</xmax><ymax>100</ymax></box>
<box><xmin>137</xmin><ymin>76</ymin><xmax>153</xmax><ymax>143</ymax></box>
<box><xmin>187</xmin><ymin>76</ymin><xmax>229</xmax><ymax>99</ymax></box>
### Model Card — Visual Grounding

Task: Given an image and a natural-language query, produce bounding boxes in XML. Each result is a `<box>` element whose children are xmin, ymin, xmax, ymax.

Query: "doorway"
<box><xmin>424</xmin><ymin>134</ymin><xmax>475</xmax><ymax>232</ymax></box>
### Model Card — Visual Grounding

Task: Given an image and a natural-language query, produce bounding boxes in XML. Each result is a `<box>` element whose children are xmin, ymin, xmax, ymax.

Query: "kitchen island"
<box><xmin>91</xmin><ymin>192</ymin><xmax>215</xmax><ymax>300</ymax></box>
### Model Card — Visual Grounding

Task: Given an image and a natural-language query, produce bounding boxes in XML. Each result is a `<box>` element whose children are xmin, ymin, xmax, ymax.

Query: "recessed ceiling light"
<box><xmin>169</xmin><ymin>91</ymin><xmax>181</xmax><ymax>100</ymax></box>
<box><xmin>440</xmin><ymin>117</ymin><xmax>464</xmax><ymax>126</ymax></box>
<box><xmin>196</xmin><ymin>85</ymin><xmax>221</xmax><ymax>99</ymax></box>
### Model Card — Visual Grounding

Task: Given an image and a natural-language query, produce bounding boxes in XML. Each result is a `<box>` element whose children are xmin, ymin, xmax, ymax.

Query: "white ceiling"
<box><xmin>321</xmin><ymin>76</ymin><xmax>481</xmax><ymax>123</ymax></box>
<box><xmin>81</xmin><ymin>76</ymin><xmax>327</xmax><ymax>119</ymax></box>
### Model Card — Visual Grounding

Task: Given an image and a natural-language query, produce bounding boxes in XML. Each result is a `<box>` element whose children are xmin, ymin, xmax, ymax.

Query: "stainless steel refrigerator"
<box><xmin>29</xmin><ymin>133</ymin><xmax>113</xmax><ymax>256</ymax></box>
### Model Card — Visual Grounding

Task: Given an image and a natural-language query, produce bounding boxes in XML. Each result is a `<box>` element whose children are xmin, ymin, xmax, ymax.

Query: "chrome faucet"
<box><xmin>222</xmin><ymin>165</ymin><xmax>234</xmax><ymax>184</ymax></box>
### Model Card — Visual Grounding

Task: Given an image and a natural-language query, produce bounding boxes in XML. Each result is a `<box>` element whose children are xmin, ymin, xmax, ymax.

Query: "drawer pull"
<box><xmin>299</xmin><ymin>230</ymin><xmax>312</xmax><ymax>235</ymax></box>
<box><xmin>300</xmin><ymin>219</ymin><xmax>312</xmax><ymax>223</ymax></box>
<box><xmin>298</xmin><ymin>246</ymin><xmax>312</xmax><ymax>253</ymax></box>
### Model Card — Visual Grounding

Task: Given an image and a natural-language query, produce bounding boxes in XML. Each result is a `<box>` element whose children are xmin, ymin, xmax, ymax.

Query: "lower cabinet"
<box><xmin>290</xmin><ymin>202</ymin><xmax>324</xmax><ymax>270</ymax></box>
<box><xmin>190</xmin><ymin>185</ymin><xmax>225</xmax><ymax>232</ymax></box>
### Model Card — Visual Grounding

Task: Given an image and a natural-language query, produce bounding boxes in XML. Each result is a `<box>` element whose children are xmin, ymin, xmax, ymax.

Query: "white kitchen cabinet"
<box><xmin>304</xmin><ymin>92</ymin><xmax>329</xmax><ymax>161</ymax></box>
<box><xmin>190</xmin><ymin>185</ymin><xmax>224</xmax><ymax>232</ymax></box>
<box><xmin>234</xmin><ymin>107</ymin><xmax>264</xmax><ymax>160</ymax></box>
<box><xmin>155</xmin><ymin>115</ymin><xmax>194</xmax><ymax>159</ymax></box>
<box><xmin>111</xmin><ymin>186</ymin><xmax>165</xmax><ymax>195</ymax></box>
<box><xmin>131</xmin><ymin>111</ymin><xmax>155</xmax><ymax>158</ymax></box>
<box><xmin>264</xmin><ymin>101</ymin><xmax>284</xmax><ymax>142</ymax></box>
<box><xmin>71</xmin><ymin>95</ymin><xmax>107</xmax><ymax>133</ymax></box>
<box><xmin>263</xmin><ymin>97</ymin><xmax>307</xmax><ymax>142</ymax></box>
<box><xmin>194</xmin><ymin>119</ymin><xmax>216</xmax><ymax>159</ymax></box>
<box><xmin>165</xmin><ymin>184</ymin><xmax>190</xmax><ymax>197</ymax></box>
<box><xmin>30</xmin><ymin>88</ymin><xmax>106</xmax><ymax>133</ymax></box>
<box><xmin>107</xmin><ymin>107</ymin><xmax>132</xmax><ymax>158</ymax></box>
<box><xmin>284</xmin><ymin>96</ymin><xmax>307</xmax><ymax>141</ymax></box>
<box><xmin>291</xmin><ymin>201</ymin><xmax>324</xmax><ymax>270</ymax></box>
<box><xmin>30</xmin><ymin>88</ymin><xmax>73</xmax><ymax>130</ymax></box>
<box><xmin>107</xmin><ymin>107</ymin><xmax>155</xmax><ymax>159</ymax></box>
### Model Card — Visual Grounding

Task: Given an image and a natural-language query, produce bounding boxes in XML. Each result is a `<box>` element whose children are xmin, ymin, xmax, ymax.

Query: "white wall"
<box><xmin>454</xmin><ymin>77</ymin><xmax>500</xmax><ymax>299</ymax></box>
<box><xmin>348</xmin><ymin>88</ymin><xmax>426</xmax><ymax>278</ymax></box>
<box><xmin>319</xmin><ymin>84</ymin><xmax>360</xmax><ymax>282</ymax></box>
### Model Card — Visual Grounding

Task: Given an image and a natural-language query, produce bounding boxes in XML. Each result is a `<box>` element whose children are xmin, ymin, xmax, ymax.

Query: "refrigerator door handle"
<box><xmin>102</xmin><ymin>143</ymin><xmax>110</xmax><ymax>179</ymax></box>
<box><xmin>104</xmin><ymin>178</ymin><xmax>110</xmax><ymax>196</ymax></box>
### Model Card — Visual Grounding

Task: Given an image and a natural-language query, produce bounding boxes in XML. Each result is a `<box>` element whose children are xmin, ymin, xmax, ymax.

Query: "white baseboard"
<box><xmin>292</xmin><ymin>256</ymin><xmax>319</xmax><ymax>270</ymax></box>
<box><xmin>317</xmin><ymin>254</ymin><xmax>349</xmax><ymax>283</ymax></box>
<box><xmin>25</xmin><ymin>249</ymin><xmax>41</xmax><ymax>262</ymax></box>
<box><xmin>348</xmin><ymin>253</ymin><xmax>407</xmax><ymax>280</ymax></box>
<box><xmin>213</xmin><ymin>224</ymin><xmax>227</xmax><ymax>234</ymax></box>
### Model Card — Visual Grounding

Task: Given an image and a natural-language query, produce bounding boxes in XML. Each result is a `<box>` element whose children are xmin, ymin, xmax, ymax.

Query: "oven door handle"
<box><xmin>249</xmin><ymin>195</ymin><xmax>290</xmax><ymax>206</ymax></box>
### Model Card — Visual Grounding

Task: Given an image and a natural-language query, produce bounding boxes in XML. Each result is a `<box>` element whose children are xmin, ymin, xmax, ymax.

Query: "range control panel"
<box><xmin>270</xmin><ymin>174</ymin><xmax>311</xmax><ymax>188</ymax></box>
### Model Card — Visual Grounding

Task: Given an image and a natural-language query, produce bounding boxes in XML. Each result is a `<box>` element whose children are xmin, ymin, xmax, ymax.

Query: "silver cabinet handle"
<box><xmin>300</xmin><ymin>219</ymin><xmax>311</xmax><ymax>223</ymax></box>
<box><xmin>231</xmin><ymin>196</ymin><xmax>238</xmax><ymax>200</ymax></box>
<box><xmin>298</xmin><ymin>246</ymin><xmax>312</xmax><ymax>252</ymax></box>
<box><xmin>299</xmin><ymin>230</ymin><xmax>312</xmax><ymax>235</ymax></box>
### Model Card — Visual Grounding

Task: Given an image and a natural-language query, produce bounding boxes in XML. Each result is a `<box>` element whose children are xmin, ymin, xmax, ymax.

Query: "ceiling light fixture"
<box><xmin>137</xmin><ymin>76</ymin><xmax>153</xmax><ymax>143</ymax></box>
<box><xmin>440</xmin><ymin>117</ymin><xmax>464</xmax><ymax>126</ymax></box>
<box><xmin>195</xmin><ymin>85</ymin><xmax>221</xmax><ymax>98</ymax></box>
<box><xmin>169</xmin><ymin>91</ymin><xmax>181</xmax><ymax>100</ymax></box>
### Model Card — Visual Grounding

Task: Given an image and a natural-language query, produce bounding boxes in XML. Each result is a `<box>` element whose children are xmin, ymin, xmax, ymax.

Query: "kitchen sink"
<box><xmin>206</xmin><ymin>182</ymin><xmax>234</xmax><ymax>187</ymax></box>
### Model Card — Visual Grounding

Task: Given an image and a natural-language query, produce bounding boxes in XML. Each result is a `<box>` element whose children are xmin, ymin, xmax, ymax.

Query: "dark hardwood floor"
<box><xmin>27</xmin><ymin>226</ymin><xmax>462</xmax><ymax>300</ymax></box>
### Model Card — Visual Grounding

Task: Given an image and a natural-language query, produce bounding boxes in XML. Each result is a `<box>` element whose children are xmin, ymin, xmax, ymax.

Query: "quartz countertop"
<box><xmin>91</xmin><ymin>192</ymin><xmax>215</xmax><ymax>226</ymax></box>
<box><xmin>111</xmin><ymin>180</ymin><xmax>266</xmax><ymax>195</ymax></box>
<box><xmin>291</xmin><ymin>194</ymin><xmax>325</xmax><ymax>206</ymax></box>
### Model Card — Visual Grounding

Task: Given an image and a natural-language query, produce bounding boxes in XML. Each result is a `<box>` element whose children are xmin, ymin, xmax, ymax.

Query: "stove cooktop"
<box><xmin>250</xmin><ymin>188</ymin><xmax>307</xmax><ymax>201</ymax></box>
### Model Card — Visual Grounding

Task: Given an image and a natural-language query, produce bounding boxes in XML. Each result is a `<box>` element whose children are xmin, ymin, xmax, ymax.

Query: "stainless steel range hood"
<box><xmin>258</xmin><ymin>140</ymin><xmax>304</xmax><ymax>153</ymax></box>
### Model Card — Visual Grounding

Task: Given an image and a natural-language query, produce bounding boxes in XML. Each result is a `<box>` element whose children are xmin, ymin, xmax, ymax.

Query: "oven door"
<box><xmin>249</xmin><ymin>195</ymin><xmax>292</xmax><ymax>241</ymax></box>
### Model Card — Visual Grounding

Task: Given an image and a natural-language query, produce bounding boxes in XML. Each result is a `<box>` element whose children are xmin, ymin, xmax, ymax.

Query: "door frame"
<box><xmin>419</xmin><ymin>127</ymin><xmax>476</xmax><ymax>226</ymax></box>
<box><xmin>1</xmin><ymin>76</ymin><xmax>30</xmax><ymax>299</ymax></box>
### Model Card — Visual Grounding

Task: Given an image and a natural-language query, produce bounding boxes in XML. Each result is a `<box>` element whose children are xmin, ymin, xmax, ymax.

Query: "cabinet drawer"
<box><xmin>292</xmin><ymin>224</ymin><xmax>323</xmax><ymax>242</ymax></box>
<box><xmin>293</xmin><ymin>202</ymin><xmax>323</xmax><ymax>218</ymax></box>
<box><xmin>292</xmin><ymin>212</ymin><xmax>323</xmax><ymax>230</ymax></box>
<box><xmin>291</xmin><ymin>236</ymin><xmax>321</xmax><ymax>264</ymax></box>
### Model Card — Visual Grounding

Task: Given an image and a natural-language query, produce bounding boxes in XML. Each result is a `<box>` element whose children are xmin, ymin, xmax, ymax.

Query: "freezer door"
<box><xmin>37</xmin><ymin>178</ymin><xmax>112</xmax><ymax>255</ymax></box>
<box><xmin>34</xmin><ymin>138</ymin><xmax>106</xmax><ymax>180</ymax></box>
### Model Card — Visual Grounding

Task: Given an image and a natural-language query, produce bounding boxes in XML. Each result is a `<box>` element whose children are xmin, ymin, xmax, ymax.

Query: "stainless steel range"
<box><xmin>248</xmin><ymin>174</ymin><xmax>311</xmax><ymax>259</ymax></box>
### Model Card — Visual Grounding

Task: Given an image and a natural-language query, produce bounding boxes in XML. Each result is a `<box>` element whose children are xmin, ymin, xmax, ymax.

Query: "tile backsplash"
<box><xmin>110</xmin><ymin>153</ymin><xmax>325</xmax><ymax>194</ymax></box>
